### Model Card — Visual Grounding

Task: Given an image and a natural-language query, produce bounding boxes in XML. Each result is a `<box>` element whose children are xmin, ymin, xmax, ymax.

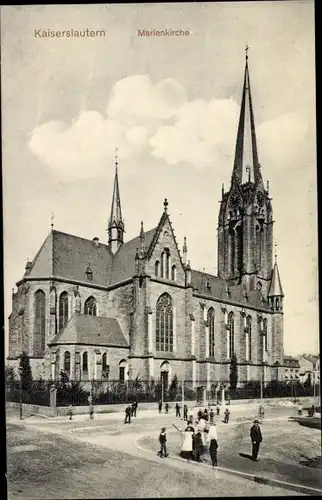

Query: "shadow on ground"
<box><xmin>299</xmin><ymin>455</ymin><xmax>322</xmax><ymax>469</ymax></box>
<box><xmin>239</xmin><ymin>452</ymin><xmax>253</xmax><ymax>461</ymax></box>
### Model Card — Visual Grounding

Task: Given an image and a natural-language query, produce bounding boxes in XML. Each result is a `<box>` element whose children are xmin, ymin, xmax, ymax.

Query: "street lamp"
<box><xmin>18</xmin><ymin>365</ymin><xmax>23</xmax><ymax>420</ymax></box>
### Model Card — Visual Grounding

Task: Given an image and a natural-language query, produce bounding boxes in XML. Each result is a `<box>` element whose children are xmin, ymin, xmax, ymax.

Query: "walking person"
<box><xmin>175</xmin><ymin>402</ymin><xmax>181</xmax><ymax>418</ymax></box>
<box><xmin>297</xmin><ymin>403</ymin><xmax>302</xmax><ymax>417</ymax></box>
<box><xmin>208</xmin><ymin>424</ymin><xmax>219</xmax><ymax>467</ymax></box>
<box><xmin>158</xmin><ymin>400</ymin><xmax>163</xmax><ymax>413</ymax></box>
<box><xmin>89</xmin><ymin>403</ymin><xmax>94</xmax><ymax>420</ymax></box>
<box><xmin>250</xmin><ymin>419</ymin><xmax>263</xmax><ymax>461</ymax></box>
<box><xmin>183</xmin><ymin>404</ymin><xmax>188</xmax><ymax>421</ymax></box>
<box><xmin>133</xmin><ymin>400</ymin><xmax>138</xmax><ymax>417</ymax></box>
<box><xmin>157</xmin><ymin>427</ymin><xmax>168</xmax><ymax>457</ymax></box>
<box><xmin>180</xmin><ymin>425</ymin><xmax>194</xmax><ymax>461</ymax></box>
<box><xmin>209</xmin><ymin>407</ymin><xmax>215</xmax><ymax>425</ymax></box>
<box><xmin>124</xmin><ymin>405</ymin><xmax>131</xmax><ymax>424</ymax></box>
<box><xmin>165</xmin><ymin>402</ymin><xmax>169</xmax><ymax>414</ymax></box>
<box><xmin>68</xmin><ymin>404</ymin><xmax>73</xmax><ymax>421</ymax></box>
<box><xmin>193</xmin><ymin>431</ymin><xmax>204</xmax><ymax>462</ymax></box>
<box><xmin>259</xmin><ymin>404</ymin><xmax>265</xmax><ymax>422</ymax></box>
<box><xmin>197</xmin><ymin>409</ymin><xmax>203</xmax><ymax>421</ymax></box>
<box><xmin>224</xmin><ymin>408</ymin><xmax>230</xmax><ymax>423</ymax></box>
<box><xmin>216</xmin><ymin>403</ymin><xmax>220</xmax><ymax>416</ymax></box>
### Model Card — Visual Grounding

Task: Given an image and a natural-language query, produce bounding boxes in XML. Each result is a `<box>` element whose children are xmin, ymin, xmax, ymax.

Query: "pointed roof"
<box><xmin>49</xmin><ymin>313</ymin><xmax>129</xmax><ymax>347</ymax></box>
<box><xmin>232</xmin><ymin>48</ymin><xmax>261</xmax><ymax>185</ymax></box>
<box><xmin>268</xmin><ymin>260</ymin><xmax>284</xmax><ymax>297</ymax></box>
<box><xmin>109</xmin><ymin>154</ymin><xmax>123</xmax><ymax>227</ymax></box>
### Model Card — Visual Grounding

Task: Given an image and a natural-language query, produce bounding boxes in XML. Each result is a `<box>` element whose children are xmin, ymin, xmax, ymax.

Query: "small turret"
<box><xmin>268</xmin><ymin>254</ymin><xmax>284</xmax><ymax>312</ymax></box>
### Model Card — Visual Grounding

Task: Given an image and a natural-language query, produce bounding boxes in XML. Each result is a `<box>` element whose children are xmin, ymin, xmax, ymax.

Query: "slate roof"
<box><xmin>49</xmin><ymin>314</ymin><xmax>129</xmax><ymax>347</ymax></box>
<box><xmin>22</xmin><ymin>229</ymin><xmax>156</xmax><ymax>287</ymax></box>
<box><xmin>191</xmin><ymin>269</ymin><xmax>268</xmax><ymax>309</ymax></box>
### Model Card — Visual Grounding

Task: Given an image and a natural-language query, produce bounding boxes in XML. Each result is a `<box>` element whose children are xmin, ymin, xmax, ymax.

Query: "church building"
<box><xmin>7</xmin><ymin>53</ymin><xmax>285</xmax><ymax>394</ymax></box>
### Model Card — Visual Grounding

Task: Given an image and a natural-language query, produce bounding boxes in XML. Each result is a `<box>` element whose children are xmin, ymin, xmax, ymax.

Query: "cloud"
<box><xmin>28</xmin><ymin>75</ymin><xmax>187</xmax><ymax>181</ymax></box>
<box><xmin>29</xmin><ymin>73</ymin><xmax>310</xmax><ymax>185</ymax></box>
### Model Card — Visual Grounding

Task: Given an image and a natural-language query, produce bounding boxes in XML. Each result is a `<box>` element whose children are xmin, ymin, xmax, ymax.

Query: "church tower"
<box><xmin>218</xmin><ymin>48</ymin><xmax>273</xmax><ymax>293</ymax></box>
<box><xmin>108</xmin><ymin>149</ymin><xmax>125</xmax><ymax>253</ymax></box>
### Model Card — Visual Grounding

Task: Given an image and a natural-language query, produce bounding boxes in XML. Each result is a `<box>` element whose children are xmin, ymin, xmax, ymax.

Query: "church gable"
<box><xmin>24</xmin><ymin>231</ymin><xmax>54</xmax><ymax>279</ymax></box>
<box><xmin>146</xmin><ymin>214</ymin><xmax>185</xmax><ymax>284</ymax></box>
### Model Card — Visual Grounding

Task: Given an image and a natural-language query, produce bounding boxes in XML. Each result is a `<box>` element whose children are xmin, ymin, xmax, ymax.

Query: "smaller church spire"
<box><xmin>108</xmin><ymin>148</ymin><xmax>124</xmax><ymax>253</ymax></box>
<box><xmin>183</xmin><ymin>236</ymin><xmax>188</xmax><ymax>265</ymax></box>
<box><xmin>268</xmin><ymin>248</ymin><xmax>284</xmax><ymax>298</ymax></box>
<box><xmin>164</xmin><ymin>198</ymin><xmax>169</xmax><ymax>214</ymax></box>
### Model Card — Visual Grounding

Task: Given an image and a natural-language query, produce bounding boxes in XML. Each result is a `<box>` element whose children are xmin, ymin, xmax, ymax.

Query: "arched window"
<box><xmin>236</xmin><ymin>225</ymin><xmax>243</xmax><ymax>272</ymax></box>
<box><xmin>228</xmin><ymin>312</ymin><xmax>234</xmax><ymax>359</ymax></box>
<box><xmin>208</xmin><ymin>308</ymin><xmax>215</xmax><ymax>357</ymax></box>
<box><xmin>263</xmin><ymin>319</ymin><xmax>268</xmax><ymax>352</ymax></box>
<box><xmin>102</xmin><ymin>353</ymin><xmax>109</xmax><ymax>379</ymax></box>
<box><xmin>156</xmin><ymin>293</ymin><xmax>173</xmax><ymax>352</ymax></box>
<box><xmin>171</xmin><ymin>265</ymin><xmax>177</xmax><ymax>281</ymax></box>
<box><xmin>160</xmin><ymin>252</ymin><xmax>164</xmax><ymax>278</ymax></box>
<box><xmin>82</xmin><ymin>352</ymin><xmax>88</xmax><ymax>379</ymax></box>
<box><xmin>64</xmin><ymin>351</ymin><xmax>71</xmax><ymax>376</ymax></box>
<box><xmin>84</xmin><ymin>296</ymin><xmax>97</xmax><ymax>316</ymax></box>
<box><xmin>160</xmin><ymin>361</ymin><xmax>170</xmax><ymax>390</ymax></box>
<box><xmin>119</xmin><ymin>359</ymin><xmax>128</xmax><ymax>383</ymax></box>
<box><xmin>166</xmin><ymin>252</ymin><xmax>170</xmax><ymax>279</ymax></box>
<box><xmin>59</xmin><ymin>292</ymin><xmax>69</xmax><ymax>330</ymax></box>
<box><xmin>34</xmin><ymin>290</ymin><xmax>46</xmax><ymax>355</ymax></box>
<box><xmin>246</xmin><ymin>316</ymin><xmax>252</xmax><ymax>361</ymax></box>
<box><xmin>155</xmin><ymin>260</ymin><xmax>160</xmax><ymax>277</ymax></box>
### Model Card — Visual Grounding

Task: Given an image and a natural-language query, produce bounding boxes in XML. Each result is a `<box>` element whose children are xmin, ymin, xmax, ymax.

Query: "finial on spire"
<box><xmin>115</xmin><ymin>147</ymin><xmax>119</xmax><ymax>169</ymax></box>
<box><xmin>164</xmin><ymin>198</ymin><xmax>168</xmax><ymax>213</ymax></box>
<box><xmin>245</xmin><ymin>44</ymin><xmax>249</xmax><ymax>61</ymax></box>
<box><xmin>274</xmin><ymin>242</ymin><xmax>278</xmax><ymax>262</ymax></box>
<box><xmin>140</xmin><ymin>220</ymin><xmax>144</xmax><ymax>242</ymax></box>
<box><xmin>50</xmin><ymin>212</ymin><xmax>55</xmax><ymax>230</ymax></box>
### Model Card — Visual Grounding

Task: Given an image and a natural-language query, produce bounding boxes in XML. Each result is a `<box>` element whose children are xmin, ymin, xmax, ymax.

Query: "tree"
<box><xmin>59</xmin><ymin>369</ymin><xmax>69</xmax><ymax>387</ymax></box>
<box><xmin>5</xmin><ymin>366</ymin><xmax>18</xmax><ymax>392</ymax></box>
<box><xmin>304</xmin><ymin>372</ymin><xmax>312</xmax><ymax>388</ymax></box>
<box><xmin>19</xmin><ymin>351</ymin><xmax>33</xmax><ymax>392</ymax></box>
<box><xmin>168</xmin><ymin>374</ymin><xmax>179</xmax><ymax>401</ymax></box>
<box><xmin>229</xmin><ymin>353</ymin><xmax>238</xmax><ymax>391</ymax></box>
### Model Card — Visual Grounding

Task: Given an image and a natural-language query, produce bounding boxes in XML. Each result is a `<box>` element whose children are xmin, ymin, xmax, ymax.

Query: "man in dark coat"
<box><xmin>250</xmin><ymin>419</ymin><xmax>262</xmax><ymax>461</ymax></box>
<box><xmin>157</xmin><ymin>427</ymin><xmax>168</xmax><ymax>457</ymax></box>
<box><xmin>158</xmin><ymin>400</ymin><xmax>162</xmax><ymax>413</ymax></box>
<box><xmin>124</xmin><ymin>405</ymin><xmax>131</xmax><ymax>424</ymax></box>
<box><xmin>132</xmin><ymin>400</ymin><xmax>138</xmax><ymax>417</ymax></box>
<box><xmin>193</xmin><ymin>431</ymin><xmax>203</xmax><ymax>462</ymax></box>
<box><xmin>165</xmin><ymin>402</ymin><xmax>169</xmax><ymax>414</ymax></box>
<box><xmin>224</xmin><ymin>408</ymin><xmax>230</xmax><ymax>423</ymax></box>
<box><xmin>175</xmin><ymin>403</ymin><xmax>181</xmax><ymax>417</ymax></box>
<box><xmin>183</xmin><ymin>404</ymin><xmax>188</xmax><ymax>421</ymax></box>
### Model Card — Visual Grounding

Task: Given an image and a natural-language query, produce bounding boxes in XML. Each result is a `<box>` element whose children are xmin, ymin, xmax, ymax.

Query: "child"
<box><xmin>158</xmin><ymin>427</ymin><xmax>168</xmax><ymax>457</ymax></box>
<box><xmin>68</xmin><ymin>405</ymin><xmax>73</xmax><ymax>421</ymax></box>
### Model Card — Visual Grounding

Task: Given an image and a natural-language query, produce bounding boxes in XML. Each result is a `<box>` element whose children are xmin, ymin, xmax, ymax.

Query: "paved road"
<box><xmin>7</xmin><ymin>405</ymin><xmax>321</xmax><ymax>496</ymax></box>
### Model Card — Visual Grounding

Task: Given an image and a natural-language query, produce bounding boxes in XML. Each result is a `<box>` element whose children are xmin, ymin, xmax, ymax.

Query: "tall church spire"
<box><xmin>232</xmin><ymin>46</ymin><xmax>261</xmax><ymax>185</ymax></box>
<box><xmin>108</xmin><ymin>148</ymin><xmax>124</xmax><ymax>253</ymax></box>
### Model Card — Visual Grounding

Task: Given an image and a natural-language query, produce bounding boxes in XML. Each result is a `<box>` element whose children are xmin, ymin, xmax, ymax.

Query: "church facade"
<box><xmin>7</xmin><ymin>55</ymin><xmax>285</xmax><ymax>392</ymax></box>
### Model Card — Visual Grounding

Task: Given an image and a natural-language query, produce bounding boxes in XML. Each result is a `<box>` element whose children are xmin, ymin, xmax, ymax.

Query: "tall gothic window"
<box><xmin>34</xmin><ymin>289</ymin><xmax>46</xmax><ymax>355</ymax></box>
<box><xmin>171</xmin><ymin>265</ymin><xmax>177</xmax><ymax>281</ymax></box>
<box><xmin>64</xmin><ymin>351</ymin><xmax>71</xmax><ymax>377</ymax></box>
<box><xmin>160</xmin><ymin>361</ymin><xmax>170</xmax><ymax>390</ymax></box>
<box><xmin>156</xmin><ymin>293</ymin><xmax>173</xmax><ymax>352</ymax></box>
<box><xmin>102</xmin><ymin>353</ymin><xmax>109</xmax><ymax>379</ymax></box>
<box><xmin>263</xmin><ymin>319</ymin><xmax>268</xmax><ymax>352</ymax></box>
<box><xmin>160</xmin><ymin>252</ymin><xmax>165</xmax><ymax>278</ymax></box>
<box><xmin>59</xmin><ymin>291</ymin><xmax>69</xmax><ymax>331</ymax></box>
<box><xmin>246</xmin><ymin>315</ymin><xmax>252</xmax><ymax>361</ymax></box>
<box><xmin>208</xmin><ymin>308</ymin><xmax>215</xmax><ymax>357</ymax></box>
<box><xmin>229</xmin><ymin>228</ymin><xmax>235</xmax><ymax>276</ymax></box>
<box><xmin>84</xmin><ymin>296</ymin><xmax>97</xmax><ymax>316</ymax></box>
<box><xmin>155</xmin><ymin>260</ymin><xmax>160</xmax><ymax>277</ymax></box>
<box><xmin>166</xmin><ymin>252</ymin><xmax>170</xmax><ymax>279</ymax></box>
<box><xmin>236</xmin><ymin>225</ymin><xmax>243</xmax><ymax>273</ymax></box>
<box><xmin>82</xmin><ymin>352</ymin><xmax>88</xmax><ymax>379</ymax></box>
<box><xmin>228</xmin><ymin>312</ymin><xmax>234</xmax><ymax>358</ymax></box>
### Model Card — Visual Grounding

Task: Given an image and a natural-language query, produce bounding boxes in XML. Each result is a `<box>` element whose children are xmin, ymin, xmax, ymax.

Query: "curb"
<box><xmin>135</xmin><ymin>438</ymin><xmax>322</xmax><ymax>496</ymax></box>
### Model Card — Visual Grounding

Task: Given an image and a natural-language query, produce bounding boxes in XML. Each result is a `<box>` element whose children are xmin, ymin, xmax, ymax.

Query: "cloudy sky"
<box><xmin>1</xmin><ymin>2</ymin><xmax>317</xmax><ymax>357</ymax></box>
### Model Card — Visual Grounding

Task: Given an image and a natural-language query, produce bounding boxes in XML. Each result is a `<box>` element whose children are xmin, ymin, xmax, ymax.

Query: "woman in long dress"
<box><xmin>208</xmin><ymin>424</ymin><xmax>219</xmax><ymax>467</ymax></box>
<box><xmin>180</xmin><ymin>425</ymin><xmax>194</xmax><ymax>460</ymax></box>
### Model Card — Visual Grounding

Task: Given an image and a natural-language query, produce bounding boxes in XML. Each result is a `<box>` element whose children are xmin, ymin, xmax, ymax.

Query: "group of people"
<box><xmin>124</xmin><ymin>400</ymin><xmax>138</xmax><ymax>424</ymax></box>
<box><xmin>158</xmin><ymin>407</ymin><xmax>263</xmax><ymax>466</ymax></box>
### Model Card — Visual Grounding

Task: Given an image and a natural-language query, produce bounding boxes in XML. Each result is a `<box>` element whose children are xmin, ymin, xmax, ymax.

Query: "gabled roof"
<box><xmin>191</xmin><ymin>269</ymin><xmax>268</xmax><ymax>309</ymax></box>
<box><xmin>49</xmin><ymin>313</ymin><xmax>129</xmax><ymax>347</ymax></box>
<box><xmin>110</xmin><ymin>227</ymin><xmax>157</xmax><ymax>283</ymax></box>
